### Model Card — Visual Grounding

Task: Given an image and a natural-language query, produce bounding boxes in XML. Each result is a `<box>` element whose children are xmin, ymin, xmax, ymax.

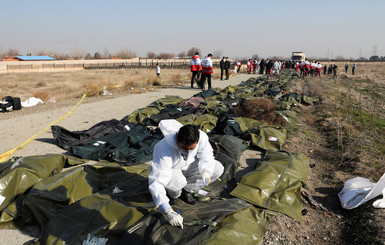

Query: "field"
<box><xmin>0</xmin><ymin>62</ymin><xmax>384</xmax><ymax>244</ymax></box>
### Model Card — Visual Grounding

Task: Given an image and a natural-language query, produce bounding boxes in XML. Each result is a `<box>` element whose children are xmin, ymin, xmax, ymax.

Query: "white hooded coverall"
<box><xmin>148</xmin><ymin>119</ymin><xmax>224</xmax><ymax>212</ymax></box>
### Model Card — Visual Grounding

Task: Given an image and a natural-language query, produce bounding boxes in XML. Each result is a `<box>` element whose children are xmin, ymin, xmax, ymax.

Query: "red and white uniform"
<box><xmin>201</xmin><ymin>56</ymin><xmax>213</xmax><ymax>74</ymax></box>
<box><xmin>190</xmin><ymin>55</ymin><xmax>201</xmax><ymax>72</ymax></box>
<box><xmin>305</xmin><ymin>60</ymin><xmax>310</xmax><ymax>75</ymax></box>
<box><xmin>247</xmin><ymin>60</ymin><xmax>252</xmax><ymax>74</ymax></box>
<box><xmin>316</xmin><ymin>63</ymin><xmax>322</xmax><ymax>77</ymax></box>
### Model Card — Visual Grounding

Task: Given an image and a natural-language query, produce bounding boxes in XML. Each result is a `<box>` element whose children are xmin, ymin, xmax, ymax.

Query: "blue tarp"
<box><xmin>15</xmin><ymin>56</ymin><xmax>56</xmax><ymax>61</ymax></box>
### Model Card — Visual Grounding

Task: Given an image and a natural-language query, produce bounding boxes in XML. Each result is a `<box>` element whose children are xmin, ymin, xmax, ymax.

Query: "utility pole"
<box><xmin>373</xmin><ymin>44</ymin><xmax>378</xmax><ymax>56</ymax></box>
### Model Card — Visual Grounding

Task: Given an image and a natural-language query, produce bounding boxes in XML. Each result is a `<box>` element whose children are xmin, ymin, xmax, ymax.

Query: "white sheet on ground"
<box><xmin>21</xmin><ymin>97</ymin><xmax>44</xmax><ymax>107</ymax></box>
<box><xmin>338</xmin><ymin>173</ymin><xmax>385</xmax><ymax>209</ymax></box>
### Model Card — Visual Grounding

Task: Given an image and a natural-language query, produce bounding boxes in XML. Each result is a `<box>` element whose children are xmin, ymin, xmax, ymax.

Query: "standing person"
<box><xmin>190</xmin><ymin>52</ymin><xmax>202</xmax><ymax>88</ymax></box>
<box><xmin>352</xmin><ymin>63</ymin><xmax>357</xmax><ymax>75</ymax></box>
<box><xmin>323</xmin><ymin>63</ymin><xmax>327</xmax><ymax>74</ymax></box>
<box><xmin>236</xmin><ymin>60</ymin><xmax>241</xmax><ymax>73</ymax></box>
<box><xmin>305</xmin><ymin>60</ymin><xmax>310</xmax><ymax>76</ymax></box>
<box><xmin>333</xmin><ymin>65</ymin><xmax>339</xmax><ymax>81</ymax></box>
<box><xmin>224</xmin><ymin>57</ymin><xmax>231</xmax><ymax>80</ymax></box>
<box><xmin>310</xmin><ymin>61</ymin><xmax>316</xmax><ymax>77</ymax></box>
<box><xmin>247</xmin><ymin>59</ymin><xmax>252</xmax><ymax>74</ymax></box>
<box><xmin>200</xmin><ymin>53</ymin><xmax>213</xmax><ymax>91</ymax></box>
<box><xmin>252</xmin><ymin>59</ymin><xmax>258</xmax><ymax>74</ymax></box>
<box><xmin>273</xmin><ymin>60</ymin><xmax>280</xmax><ymax>74</ymax></box>
<box><xmin>315</xmin><ymin>62</ymin><xmax>322</xmax><ymax>77</ymax></box>
<box><xmin>266</xmin><ymin>60</ymin><xmax>273</xmax><ymax>74</ymax></box>
<box><xmin>345</xmin><ymin>63</ymin><xmax>349</xmax><ymax>73</ymax></box>
<box><xmin>156</xmin><ymin>64</ymin><xmax>160</xmax><ymax>77</ymax></box>
<box><xmin>148</xmin><ymin>119</ymin><xmax>224</xmax><ymax>228</ymax></box>
<box><xmin>259</xmin><ymin>59</ymin><xmax>266</xmax><ymax>74</ymax></box>
<box><xmin>220</xmin><ymin>57</ymin><xmax>225</xmax><ymax>80</ymax></box>
<box><xmin>299</xmin><ymin>61</ymin><xmax>305</xmax><ymax>77</ymax></box>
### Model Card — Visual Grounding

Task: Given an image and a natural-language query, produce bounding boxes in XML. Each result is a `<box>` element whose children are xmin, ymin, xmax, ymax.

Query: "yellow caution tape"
<box><xmin>0</xmin><ymin>93</ymin><xmax>88</xmax><ymax>163</ymax></box>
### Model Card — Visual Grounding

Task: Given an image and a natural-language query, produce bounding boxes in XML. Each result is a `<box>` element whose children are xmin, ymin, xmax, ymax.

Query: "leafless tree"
<box><xmin>212</xmin><ymin>50</ymin><xmax>223</xmax><ymax>59</ymax></box>
<box><xmin>2</xmin><ymin>48</ymin><xmax>20</xmax><ymax>58</ymax></box>
<box><xmin>51</xmin><ymin>52</ymin><xmax>70</xmax><ymax>60</ymax></box>
<box><xmin>70</xmin><ymin>49</ymin><xmax>86</xmax><ymax>59</ymax></box>
<box><xmin>115</xmin><ymin>49</ymin><xmax>136</xmax><ymax>59</ymax></box>
<box><xmin>36</xmin><ymin>50</ymin><xmax>48</xmax><ymax>56</ymax></box>
<box><xmin>147</xmin><ymin>51</ymin><xmax>156</xmax><ymax>59</ymax></box>
<box><xmin>252</xmin><ymin>54</ymin><xmax>259</xmax><ymax>60</ymax></box>
<box><xmin>178</xmin><ymin>51</ymin><xmax>186</xmax><ymax>58</ymax></box>
<box><xmin>157</xmin><ymin>53</ymin><xmax>175</xmax><ymax>59</ymax></box>
<box><xmin>187</xmin><ymin>47</ymin><xmax>201</xmax><ymax>57</ymax></box>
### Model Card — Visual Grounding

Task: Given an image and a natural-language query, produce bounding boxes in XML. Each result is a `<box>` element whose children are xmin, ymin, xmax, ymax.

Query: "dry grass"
<box><xmin>312</xmin><ymin>62</ymin><xmax>385</xmax><ymax>179</ymax></box>
<box><xmin>235</xmin><ymin>97</ymin><xmax>287</xmax><ymax>126</ymax></box>
<box><xmin>0</xmin><ymin>68</ymin><xmax>191</xmax><ymax>102</ymax></box>
<box><xmin>32</xmin><ymin>91</ymin><xmax>50</xmax><ymax>102</ymax></box>
<box><xmin>302</xmin><ymin>78</ymin><xmax>323</xmax><ymax>98</ymax></box>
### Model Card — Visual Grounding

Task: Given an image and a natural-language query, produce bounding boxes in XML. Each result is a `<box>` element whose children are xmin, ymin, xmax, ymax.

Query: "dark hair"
<box><xmin>207</xmin><ymin>53</ymin><xmax>212</xmax><ymax>57</ymax></box>
<box><xmin>177</xmin><ymin>124</ymin><xmax>200</xmax><ymax>145</ymax></box>
<box><xmin>195</xmin><ymin>52</ymin><xmax>199</xmax><ymax>55</ymax></box>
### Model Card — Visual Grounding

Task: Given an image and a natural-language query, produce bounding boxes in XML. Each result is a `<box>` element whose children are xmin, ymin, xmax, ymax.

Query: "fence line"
<box><xmin>1</xmin><ymin>58</ymin><xmax>225</xmax><ymax>72</ymax></box>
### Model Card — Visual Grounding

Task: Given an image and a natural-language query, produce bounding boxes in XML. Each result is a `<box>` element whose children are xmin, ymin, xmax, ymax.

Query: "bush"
<box><xmin>302</xmin><ymin>79</ymin><xmax>322</xmax><ymax>97</ymax></box>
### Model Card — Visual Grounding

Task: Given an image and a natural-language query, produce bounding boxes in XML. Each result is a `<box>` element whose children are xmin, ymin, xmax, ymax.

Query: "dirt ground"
<box><xmin>0</xmin><ymin>69</ymin><xmax>384</xmax><ymax>244</ymax></box>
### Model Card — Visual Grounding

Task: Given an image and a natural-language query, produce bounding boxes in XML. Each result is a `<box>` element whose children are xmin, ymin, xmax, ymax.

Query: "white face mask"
<box><xmin>180</xmin><ymin>149</ymin><xmax>190</xmax><ymax>160</ymax></box>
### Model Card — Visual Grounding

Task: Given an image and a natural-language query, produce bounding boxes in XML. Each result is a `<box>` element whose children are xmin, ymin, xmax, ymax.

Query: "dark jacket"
<box><xmin>224</xmin><ymin>60</ymin><xmax>230</xmax><ymax>69</ymax></box>
<box><xmin>220</xmin><ymin>59</ymin><xmax>225</xmax><ymax>69</ymax></box>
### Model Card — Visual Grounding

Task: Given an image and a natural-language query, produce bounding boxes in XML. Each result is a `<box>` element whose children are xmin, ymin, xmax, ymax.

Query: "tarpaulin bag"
<box><xmin>0</xmin><ymin>96</ymin><xmax>13</xmax><ymax>112</ymax></box>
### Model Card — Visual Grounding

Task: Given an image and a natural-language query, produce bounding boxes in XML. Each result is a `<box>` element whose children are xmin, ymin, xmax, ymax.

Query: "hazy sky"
<box><xmin>1</xmin><ymin>0</ymin><xmax>384</xmax><ymax>59</ymax></box>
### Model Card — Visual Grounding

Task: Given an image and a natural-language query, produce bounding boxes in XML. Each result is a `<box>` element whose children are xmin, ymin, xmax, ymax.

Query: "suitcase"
<box><xmin>13</xmin><ymin>97</ymin><xmax>21</xmax><ymax>110</ymax></box>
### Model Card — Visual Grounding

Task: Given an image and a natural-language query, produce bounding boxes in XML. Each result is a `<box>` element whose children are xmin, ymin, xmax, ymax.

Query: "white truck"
<box><xmin>291</xmin><ymin>52</ymin><xmax>306</xmax><ymax>63</ymax></box>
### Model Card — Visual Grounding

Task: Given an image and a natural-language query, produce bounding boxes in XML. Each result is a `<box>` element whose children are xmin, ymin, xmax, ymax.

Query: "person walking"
<box><xmin>352</xmin><ymin>63</ymin><xmax>357</xmax><ymax>75</ymax></box>
<box><xmin>200</xmin><ymin>53</ymin><xmax>213</xmax><ymax>91</ymax></box>
<box><xmin>190</xmin><ymin>52</ymin><xmax>202</xmax><ymax>88</ymax></box>
<box><xmin>345</xmin><ymin>63</ymin><xmax>349</xmax><ymax>73</ymax></box>
<box><xmin>156</xmin><ymin>64</ymin><xmax>160</xmax><ymax>77</ymax></box>
<box><xmin>220</xmin><ymin>57</ymin><xmax>225</xmax><ymax>80</ymax></box>
<box><xmin>236</xmin><ymin>60</ymin><xmax>241</xmax><ymax>73</ymax></box>
<box><xmin>333</xmin><ymin>65</ymin><xmax>339</xmax><ymax>81</ymax></box>
<box><xmin>224</xmin><ymin>57</ymin><xmax>230</xmax><ymax>80</ymax></box>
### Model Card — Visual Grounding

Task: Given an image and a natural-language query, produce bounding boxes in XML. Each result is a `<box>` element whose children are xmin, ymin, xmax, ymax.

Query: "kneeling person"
<box><xmin>148</xmin><ymin>119</ymin><xmax>224</xmax><ymax>228</ymax></box>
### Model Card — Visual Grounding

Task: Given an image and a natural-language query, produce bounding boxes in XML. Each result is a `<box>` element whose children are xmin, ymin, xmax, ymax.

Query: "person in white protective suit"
<box><xmin>148</xmin><ymin>119</ymin><xmax>224</xmax><ymax>229</ymax></box>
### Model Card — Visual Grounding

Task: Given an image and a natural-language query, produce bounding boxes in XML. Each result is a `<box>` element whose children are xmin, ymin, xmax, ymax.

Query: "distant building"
<box><xmin>3</xmin><ymin>56</ymin><xmax>56</xmax><ymax>61</ymax></box>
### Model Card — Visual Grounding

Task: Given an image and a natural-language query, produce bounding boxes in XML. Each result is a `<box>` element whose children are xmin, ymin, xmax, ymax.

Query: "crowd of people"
<box><xmin>189</xmin><ymin>52</ymin><xmax>231</xmax><ymax>91</ymax></box>
<box><xmin>185</xmin><ymin>52</ymin><xmax>359</xmax><ymax>91</ymax></box>
<box><xmin>235</xmin><ymin>58</ymin><xmax>287</xmax><ymax>75</ymax></box>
